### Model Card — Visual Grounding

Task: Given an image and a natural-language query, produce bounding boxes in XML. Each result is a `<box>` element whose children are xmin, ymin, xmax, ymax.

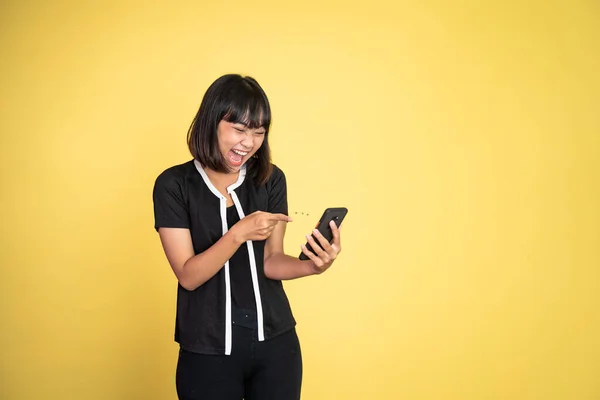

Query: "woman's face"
<box><xmin>217</xmin><ymin>120</ymin><xmax>266</xmax><ymax>173</ymax></box>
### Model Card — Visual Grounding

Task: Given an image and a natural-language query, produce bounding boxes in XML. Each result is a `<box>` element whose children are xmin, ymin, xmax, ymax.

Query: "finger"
<box><xmin>250</xmin><ymin>225</ymin><xmax>274</xmax><ymax>240</ymax></box>
<box><xmin>259</xmin><ymin>218</ymin><xmax>282</xmax><ymax>230</ymax></box>
<box><xmin>306</xmin><ymin>234</ymin><xmax>330</xmax><ymax>263</ymax></box>
<box><xmin>270</xmin><ymin>213</ymin><xmax>293</xmax><ymax>222</ymax></box>
<box><xmin>311</xmin><ymin>229</ymin><xmax>333</xmax><ymax>253</ymax></box>
<box><xmin>267</xmin><ymin>218</ymin><xmax>286</xmax><ymax>228</ymax></box>
<box><xmin>300</xmin><ymin>244</ymin><xmax>323</xmax><ymax>267</ymax></box>
<box><xmin>330</xmin><ymin>220</ymin><xmax>342</xmax><ymax>247</ymax></box>
<box><xmin>261</xmin><ymin>226</ymin><xmax>276</xmax><ymax>237</ymax></box>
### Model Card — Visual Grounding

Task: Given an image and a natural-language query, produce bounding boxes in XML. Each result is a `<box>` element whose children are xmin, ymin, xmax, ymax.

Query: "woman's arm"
<box><xmin>159</xmin><ymin>211</ymin><xmax>291</xmax><ymax>291</ymax></box>
<box><xmin>158</xmin><ymin>227</ymin><xmax>243</xmax><ymax>291</ymax></box>
<box><xmin>263</xmin><ymin>222</ymin><xmax>315</xmax><ymax>280</ymax></box>
<box><xmin>264</xmin><ymin>220</ymin><xmax>342</xmax><ymax>280</ymax></box>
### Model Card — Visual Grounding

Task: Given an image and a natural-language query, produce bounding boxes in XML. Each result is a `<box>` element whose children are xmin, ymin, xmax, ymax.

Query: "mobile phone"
<box><xmin>299</xmin><ymin>207</ymin><xmax>348</xmax><ymax>260</ymax></box>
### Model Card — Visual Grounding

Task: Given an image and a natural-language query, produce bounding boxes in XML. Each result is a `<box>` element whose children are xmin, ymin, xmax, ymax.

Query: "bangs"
<box><xmin>221</xmin><ymin>81</ymin><xmax>271</xmax><ymax>130</ymax></box>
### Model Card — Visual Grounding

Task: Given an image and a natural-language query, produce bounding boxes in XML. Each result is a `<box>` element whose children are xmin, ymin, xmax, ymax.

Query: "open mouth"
<box><xmin>228</xmin><ymin>149</ymin><xmax>249</xmax><ymax>166</ymax></box>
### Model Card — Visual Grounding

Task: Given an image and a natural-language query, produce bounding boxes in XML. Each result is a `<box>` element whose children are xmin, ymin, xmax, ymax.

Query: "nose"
<box><xmin>240</xmin><ymin>132</ymin><xmax>255</xmax><ymax>149</ymax></box>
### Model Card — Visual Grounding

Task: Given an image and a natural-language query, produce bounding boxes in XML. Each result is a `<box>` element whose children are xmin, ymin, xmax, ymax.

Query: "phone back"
<box><xmin>299</xmin><ymin>207</ymin><xmax>347</xmax><ymax>260</ymax></box>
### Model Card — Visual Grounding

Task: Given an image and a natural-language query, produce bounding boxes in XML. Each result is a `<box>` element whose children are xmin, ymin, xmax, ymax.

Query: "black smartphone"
<box><xmin>299</xmin><ymin>207</ymin><xmax>348</xmax><ymax>260</ymax></box>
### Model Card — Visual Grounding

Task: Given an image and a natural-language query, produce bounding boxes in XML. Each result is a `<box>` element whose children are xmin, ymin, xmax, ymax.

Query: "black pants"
<box><xmin>176</xmin><ymin>325</ymin><xmax>303</xmax><ymax>400</ymax></box>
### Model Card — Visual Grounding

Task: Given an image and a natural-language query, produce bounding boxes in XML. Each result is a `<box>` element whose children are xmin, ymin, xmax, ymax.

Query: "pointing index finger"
<box><xmin>271</xmin><ymin>213</ymin><xmax>293</xmax><ymax>222</ymax></box>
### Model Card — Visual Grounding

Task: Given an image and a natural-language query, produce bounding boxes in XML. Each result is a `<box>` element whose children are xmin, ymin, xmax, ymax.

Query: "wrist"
<box><xmin>304</xmin><ymin>260</ymin><xmax>319</xmax><ymax>275</ymax></box>
<box><xmin>226</xmin><ymin>225</ymin><xmax>245</xmax><ymax>246</ymax></box>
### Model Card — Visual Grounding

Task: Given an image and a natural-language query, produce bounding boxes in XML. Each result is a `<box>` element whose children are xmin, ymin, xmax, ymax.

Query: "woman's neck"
<box><xmin>204</xmin><ymin>168</ymin><xmax>239</xmax><ymax>188</ymax></box>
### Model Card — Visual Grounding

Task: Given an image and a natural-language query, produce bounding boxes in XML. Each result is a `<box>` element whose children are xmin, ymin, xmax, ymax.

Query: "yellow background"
<box><xmin>1</xmin><ymin>0</ymin><xmax>599</xmax><ymax>399</ymax></box>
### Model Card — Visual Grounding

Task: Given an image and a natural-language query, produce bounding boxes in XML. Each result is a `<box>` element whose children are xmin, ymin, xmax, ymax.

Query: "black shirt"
<box><xmin>153</xmin><ymin>159</ymin><xmax>296</xmax><ymax>355</ymax></box>
<box><xmin>226</xmin><ymin>205</ymin><xmax>255</xmax><ymax>310</ymax></box>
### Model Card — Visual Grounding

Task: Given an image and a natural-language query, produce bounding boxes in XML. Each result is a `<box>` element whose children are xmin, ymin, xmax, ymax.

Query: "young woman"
<box><xmin>153</xmin><ymin>74</ymin><xmax>342</xmax><ymax>400</ymax></box>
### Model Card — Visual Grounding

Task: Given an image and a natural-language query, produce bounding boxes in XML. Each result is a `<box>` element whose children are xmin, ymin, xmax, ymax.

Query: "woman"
<box><xmin>153</xmin><ymin>74</ymin><xmax>342</xmax><ymax>400</ymax></box>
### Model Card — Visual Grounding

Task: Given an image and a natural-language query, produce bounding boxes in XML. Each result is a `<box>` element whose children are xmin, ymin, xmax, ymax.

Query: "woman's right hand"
<box><xmin>230</xmin><ymin>211</ymin><xmax>292</xmax><ymax>243</ymax></box>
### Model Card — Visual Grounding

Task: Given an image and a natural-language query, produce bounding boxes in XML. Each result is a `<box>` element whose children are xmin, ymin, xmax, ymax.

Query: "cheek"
<box><xmin>219</xmin><ymin>133</ymin><xmax>235</xmax><ymax>150</ymax></box>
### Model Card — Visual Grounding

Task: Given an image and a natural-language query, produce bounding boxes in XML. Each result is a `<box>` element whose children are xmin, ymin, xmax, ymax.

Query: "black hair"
<box><xmin>187</xmin><ymin>74</ymin><xmax>273</xmax><ymax>185</ymax></box>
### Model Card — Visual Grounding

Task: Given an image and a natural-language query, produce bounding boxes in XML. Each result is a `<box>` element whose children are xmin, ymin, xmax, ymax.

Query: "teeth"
<box><xmin>232</xmin><ymin>150</ymin><xmax>248</xmax><ymax>156</ymax></box>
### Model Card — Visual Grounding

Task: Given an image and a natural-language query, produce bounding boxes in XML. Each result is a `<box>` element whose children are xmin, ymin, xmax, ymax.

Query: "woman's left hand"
<box><xmin>301</xmin><ymin>220</ymin><xmax>342</xmax><ymax>274</ymax></box>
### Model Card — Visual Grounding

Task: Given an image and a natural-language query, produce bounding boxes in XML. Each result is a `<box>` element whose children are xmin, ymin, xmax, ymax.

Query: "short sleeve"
<box><xmin>266</xmin><ymin>165</ymin><xmax>288</xmax><ymax>215</ymax></box>
<box><xmin>153</xmin><ymin>169</ymin><xmax>190</xmax><ymax>231</ymax></box>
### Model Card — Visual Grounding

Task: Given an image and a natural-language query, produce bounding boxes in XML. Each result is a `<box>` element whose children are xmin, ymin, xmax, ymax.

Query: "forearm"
<box><xmin>264</xmin><ymin>253</ymin><xmax>316</xmax><ymax>280</ymax></box>
<box><xmin>180</xmin><ymin>230</ymin><xmax>243</xmax><ymax>290</ymax></box>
